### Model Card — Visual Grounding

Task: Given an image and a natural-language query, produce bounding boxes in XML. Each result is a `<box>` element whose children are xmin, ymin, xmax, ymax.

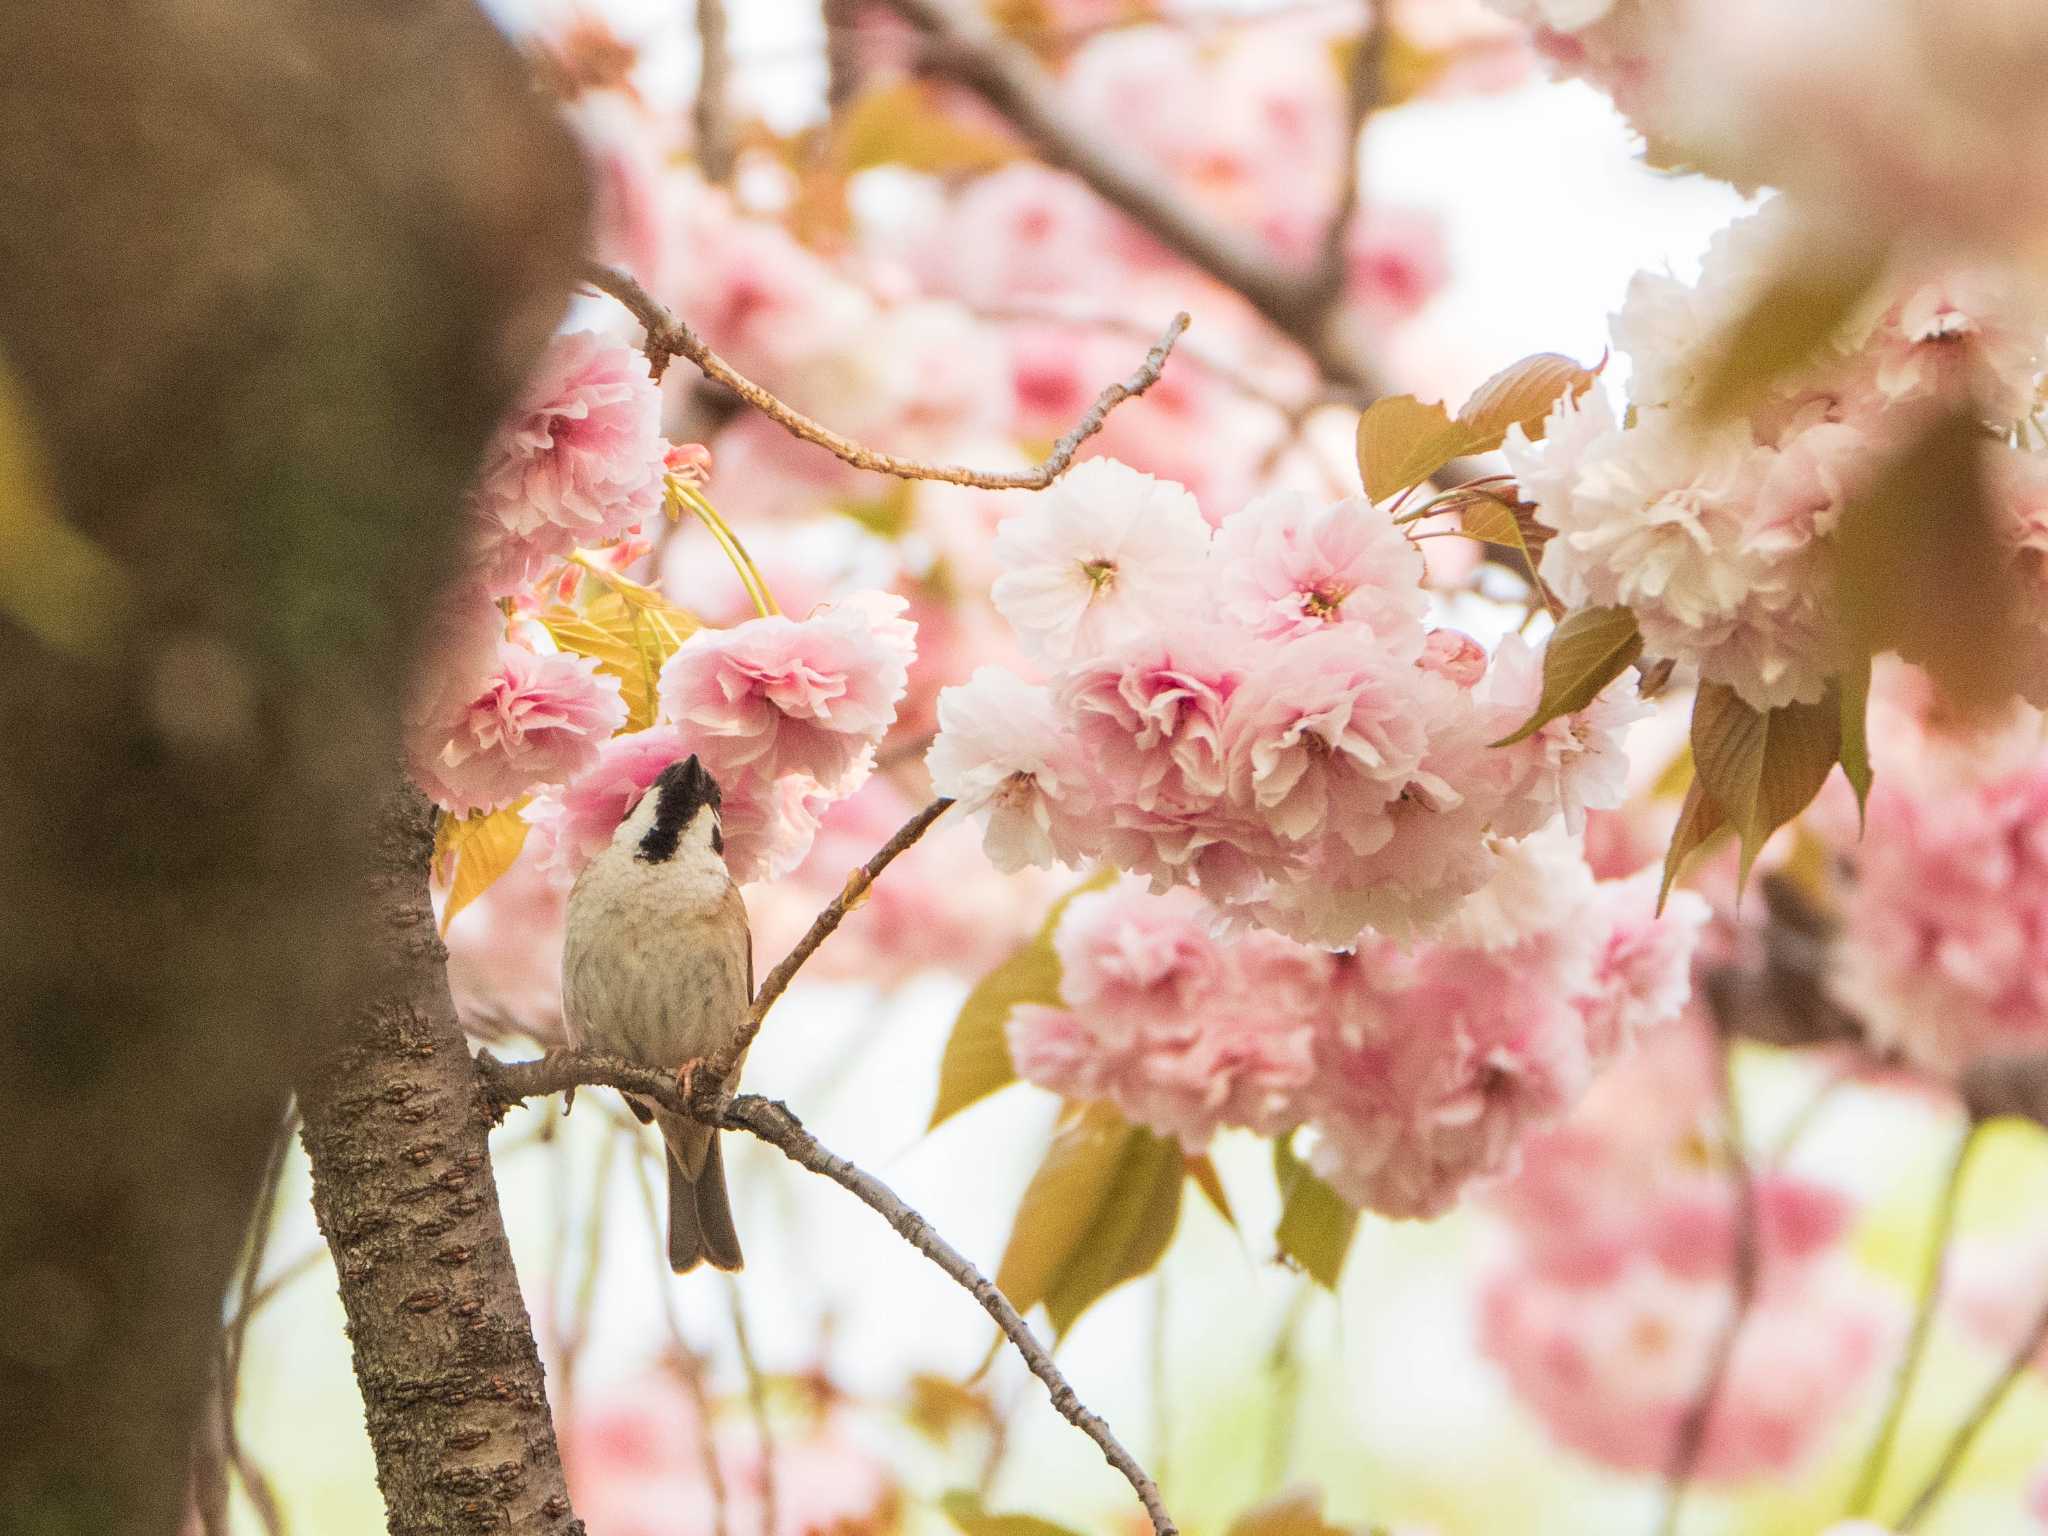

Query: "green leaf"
<box><xmin>1835</xmin><ymin>409</ymin><xmax>2022</xmax><ymax>713</ymax></box>
<box><xmin>1272</xmin><ymin>1137</ymin><xmax>1357</xmax><ymax>1290</ymax></box>
<box><xmin>1695</xmin><ymin>245</ymin><xmax>1885</xmax><ymax>418</ymax></box>
<box><xmin>995</xmin><ymin>1101</ymin><xmax>1186</xmax><ymax>1337</ymax></box>
<box><xmin>1491</xmin><ymin>606</ymin><xmax>1643</xmax><ymax>747</ymax></box>
<box><xmin>929</xmin><ymin>869</ymin><xmax>1114</xmax><ymax>1130</ymax></box>
<box><xmin>939</xmin><ymin>1491</ymin><xmax>1086</xmax><ymax>1536</ymax></box>
<box><xmin>1689</xmin><ymin>681</ymin><xmax>1841</xmax><ymax>886</ymax></box>
<box><xmin>1839</xmin><ymin>652</ymin><xmax>1873</xmax><ymax>829</ymax></box>
<box><xmin>1228</xmin><ymin>1488</ymin><xmax>1354</xmax><ymax>1536</ymax></box>
<box><xmin>1658</xmin><ymin>770</ymin><xmax>1726</xmax><ymax>914</ymax></box>
<box><xmin>841</xmin><ymin>81</ymin><xmax>1019</xmax><ymax>174</ymax></box>
<box><xmin>1454</xmin><ymin>351</ymin><xmax>1603</xmax><ymax>453</ymax></box>
<box><xmin>540</xmin><ymin>588</ymin><xmax>700</xmax><ymax>731</ymax></box>
<box><xmin>435</xmin><ymin>803</ymin><xmax>531</xmax><ymax>935</ymax></box>
<box><xmin>1442</xmin><ymin>486</ymin><xmax>1551</xmax><ymax>593</ymax></box>
<box><xmin>1355</xmin><ymin>394</ymin><xmax>1469</xmax><ymax>502</ymax></box>
<box><xmin>1186</xmin><ymin>1152</ymin><xmax>1235</xmax><ymax>1227</ymax></box>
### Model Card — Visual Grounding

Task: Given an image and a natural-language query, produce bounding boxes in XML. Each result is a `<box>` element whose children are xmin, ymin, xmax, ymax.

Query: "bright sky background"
<box><xmin>225</xmin><ymin>8</ymin><xmax>2048</xmax><ymax>1536</ymax></box>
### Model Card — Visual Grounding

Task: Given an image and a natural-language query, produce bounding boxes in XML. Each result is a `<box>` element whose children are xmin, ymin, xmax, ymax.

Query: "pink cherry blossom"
<box><xmin>1575</xmin><ymin>871</ymin><xmax>1711</xmax><ymax>1057</ymax></box>
<box><xmin>1006</xmin><ymin>882</ymin><xmax>1324</xmax><ymax>1148</ymax></box>
<box><xmin>658</xmin><ymin>592</ymin><xmax>916</xmax><ymax>794</ymax></box>
<box><xmin>442</xmin><ymin>846</ymin><xmax>569</xmax><ymax>1047</ymax></box>
<box><xmin>1831</xmin><ymin>765</ymin><xmax>2048</xmax><ymax>1074</ymax></box>
<box><xmin>926</xmin><ymin>667</ymin><xmax>1097</xmax><ymax>873</ymax></box>
<box><xmin>1476</xmin><ymin>632</ymin><xmax>1648</xmax><ymax>837</ymax></box>
<box><xmin>469</xmin><ymin>331</ymin><xmax>669</xmax><ymax>595</ymax></box>
<box><xmin>407</xmin><ymin>638</ymin><xmax>626</xmax><ymax>817</ymax></box>
<box><xmin>1210</xmin><ymin>490</ymin><xmax>1428</xmax><ymax>648</ymax></box>
<box><xmin>991</xmin><ymin>459</ymin><xmax>1213</xmax><ymax>665</ymax></box>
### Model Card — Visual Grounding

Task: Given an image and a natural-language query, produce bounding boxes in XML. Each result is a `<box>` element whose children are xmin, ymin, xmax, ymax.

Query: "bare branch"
<box><xmin>1309</xmin><ymin>16</ymin><xmax>1383</xmax><ymax>314</ymax></box>
<box><xmin>479</xmin><ymin>1052</ymin><xmax>1180</xmax><ymax>1536</ymax></box>
<box><xmin>582</xmin><ymin>263</ymin><xmax>1187</xmax><ymax>489</ymax></box>
<box><xmin>698</xmin><ymin>797</ymin><xmax>954</xmax><ymax>1099</ymax></box>
<box><xmin>694</xmin><ymin>0</ymin><xmax>738</xmax><ymax>184</ymax></box>
<box><xmin>726</xmin><ymin>1278</ymin><xmax>778</xmax><ymax>1536</ymax></box>
<box><xmin>1656</xmin><ymin>1037</ymin><xmax>1760</xmax><ymax>1536</ymax></box>
<box><xmin>1895</xmin><ymin>1284</ymin><xmax>2048</xmax><ymax>1531</ymax></box>
<box><xmin>1846</xmin><ymin>1121</ymin><xmax>1986</xmax><ymax>1519</ymax></box>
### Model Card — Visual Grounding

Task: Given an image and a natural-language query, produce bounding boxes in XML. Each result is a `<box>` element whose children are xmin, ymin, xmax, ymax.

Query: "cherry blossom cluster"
<box><xmin>927</xmin><ymin>459</ymin><xmax>1644</xmax><ymax>947</ymax></box>
<box><xmin>404</xmin><ymin>329</ymin><xmax>917</xmax><ymax>888</ymax></box>
<box><xmin>1480</xmin><ymin>1028</ymin><xmax>1896</xmax><ymax>1480</ymax></box>
<box><xmin>1009</xmin><ymin>829</ymin><xmax>1708</xmax><ymax>1217</ymax></box>
<box><xmin>1505</xmin><ymin>196</ymin><xmax>2048</xmax><ymax>711</ymax></box>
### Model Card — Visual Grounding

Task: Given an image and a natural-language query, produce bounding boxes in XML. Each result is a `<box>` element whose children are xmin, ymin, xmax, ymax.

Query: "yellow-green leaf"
<box><xmin>0</xmin><ymin>353</ymin><xmax>132</xmax><ymax>659</ymax></box>
<box><xmin>540</xmin><ymin>588</ymin><xmax>699</xmax><ymax>731</ymax></box>
<box><xmin>995</xmin><ymin>1101</ymin><xmax>1185</xmax><ymax>1338</ymax></box>
<box><xmin>1228</xmin><ymin>1488</ymin><xmax>1353</xmax><ymax>1536</ymax></box>
<box><xmin>1491</xmin><ymin>606</ymin><xmax>1643</xmax><ymax>747</ymax></box>
<box><xmin>905</xmin><ymin>1375</ymin><xmax>995</xmax><ymax>1442</ymax></box>
<box><xmin>939</xmin><ymin>1491</ymin><xmax>1085</xmax><ymax>1536</ymax></box>
<box><xmin>841</xmin><ymin>81</ymin><xmax>1019</xmax><ymax>175</ymax></box>
<box><xmin>1445</xmin><ymin>487</ymin><xmax>1551</xmax><ymax>593</ymax></box>
<box><xmin>1186</xmin><ymin>1152</ymin><xmax>1235</xmax><ymax>1227</ymax></box>
<box><xmin>1836</xmin><ymin>409</ymin><xmax>2022</xmax><ymax>713</ymax></box>
<box><xmin>1455</xmin><ymin>351</ymin><xmax>1602</xmax><ymax>453</ymax></box>
<box><xmin>1689</xmin><ymin>680</ymin><xmax>1841</xmax><ymax>886</ymax></box>
<box><xmin>929</xmin><ymin>869</ymin><xmax>1114</xmax><ymax>1130</ymax></box>
<box><xmin>1355</xmin><ymin>394</ymin><xmax>1470</xmax><ymax>502</ymax></box>
<box><xmin>1839</xmin><ymin>653</ymin><xmax>1873</xmax><ymax>829</ymax></box>
<box><xmin>437</xmin><ymin>803</ymin><xmax>531</xmax><ymax>935</ymax></box>
<box><xmin>1695</xmin><ymin>245</ymin><xmax>1885</xmax><ymax>418</ymax></box>
<box><xmin>1658</xmin><ymin>770</ymin><xmax>1726</xmax><ymax>914</ymax></box>
<box><xmin>1273</xmin><ymin>1137</ymin><xmax>1357</xmax><ymax>1290</ymax></box>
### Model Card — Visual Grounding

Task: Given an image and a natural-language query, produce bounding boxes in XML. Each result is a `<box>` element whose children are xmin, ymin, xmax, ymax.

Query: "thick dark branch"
<box><xmin>478</xmin><ymin>1051</ymin><xmax>1179</xmax><ymax>1536</ymax></box>
<box><xmin>693</xmin><ymin>0</ymin><xmax>737</xmax><ymax>184</ymax></box>
<box><xmin>882</xmin><ymin>0</ymin><xmax>1380</xmax><ymax>389</ymax></box>
<box><xmin>298</xmin><ymin>789</ymin><xmax>582</xmax><ymax>1535</ymax></box>
<box><xmin>1308</xmin><ymin>16</ymin><xmax>1383</xmax><ymax>315</ymax></box>
<box><xmin>583</xmin><ymin>263</ymin><xmax>1186</xmax><ymax>489</ymax></box>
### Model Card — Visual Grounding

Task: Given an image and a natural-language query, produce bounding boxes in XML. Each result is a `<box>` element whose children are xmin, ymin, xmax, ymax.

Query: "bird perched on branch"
<box><xmin>563</xmin><ymin>754</ymin><xmax>752</xmax><ymax>1271</ymax></box>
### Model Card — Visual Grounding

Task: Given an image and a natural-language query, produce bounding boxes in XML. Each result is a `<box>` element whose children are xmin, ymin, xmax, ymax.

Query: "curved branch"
<box><xmin>478</xmin><ymin>1051</ymin><xmax>1179</xmax><ymax>1536</ymax></box>
<box><xmin>583</xmin><ymin>263</ymin><xmax>1187</xmax><ymax>490</ymax></box>
<box><xmin>698</xmin><ymin>797</ymin><xmax>954</xmax><ymax>1097</ymax></box>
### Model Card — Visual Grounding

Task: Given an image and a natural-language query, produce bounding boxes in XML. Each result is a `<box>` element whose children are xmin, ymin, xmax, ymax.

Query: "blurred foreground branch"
<box><xmin>583</xmin><ymin>263</ymin><xmax>1186</xmax><ymax>489</ymax></box>
<box><xmin>479</xmin><ymin>1051</ymin><xmax>1180</xmax><ymax>1536</ymax></box>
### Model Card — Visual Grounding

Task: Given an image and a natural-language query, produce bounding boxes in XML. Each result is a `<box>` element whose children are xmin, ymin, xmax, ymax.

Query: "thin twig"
<box><xmin>224</xmin><ymin>1246</ymin><xmax>328</xmax><ymax>1338</ymax></box>
<box><xmin>695</xmin><ymin>797</ymin><xmax>954</xmax><ymax>1102</ymax></box>
<box><xmin>219</xmin><ymin>1107</ymin><xmax>297</xmax><ymax>1536</ymax></box>
<box><xmin>627</xmin><ymin>1136</ymin><xmax>733</xmax><ymax>1536</ymax></box>
<box><xmin>1894</xmin><ymin>1286</ymin><xmax>2048</xmax><ymax>1532</ymax></box>
<box><xmin>583</xmin><ymin>263</ymin><xmax>1187</xmax><ymax>489</ymax></box>
<box><xmin>1309</xmin><ymin>14</ymin><xmax>1383</xmax><ymax>313</ymax></box>
<box><xmin>726</xmin><ymin>1277</ymin><xmax>779</xmax><ymax>1536</ymax></box>
<box><xmin>1655</xmin><ymin>1039</ymin><xmax>1761</xmax><ymax>1536</ymax></box>
<box><xmin>1845</xmin><ymin>1120</ymin><xmax>1985</xmax><ymax>1518</ymax></box>
<box><xmin>694</xmin><ymin>0</ymin><xmax>737</xmax><ymax>184</ymax></box>
<box><xmin>480</xmin><ymin>1053</ymin><xmax>1180</xmax><ymax>1536</ymax></box>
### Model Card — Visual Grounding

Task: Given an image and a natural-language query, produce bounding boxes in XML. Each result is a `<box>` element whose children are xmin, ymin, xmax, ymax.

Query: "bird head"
<box><xmin>620</xmin><ymin>753</ymin><xmax>725</xmax><ymax>864</ymax></box>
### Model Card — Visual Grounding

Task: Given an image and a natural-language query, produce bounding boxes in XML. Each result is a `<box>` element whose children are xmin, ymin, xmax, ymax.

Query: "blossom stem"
<box><xmin>673</xmin><ymin>479</ymin><xmax>781</xmax><ymax>617</ymax></box>
<box><xmin>1844</xmin><ymin>1118</ymin><xmax>1985</xmax><ymax>1519</ymax></box>
<box><xmin>1894</xmin><ymin>1283</ymin><xmax>2048</xmax><ymax>1531</ymax></box>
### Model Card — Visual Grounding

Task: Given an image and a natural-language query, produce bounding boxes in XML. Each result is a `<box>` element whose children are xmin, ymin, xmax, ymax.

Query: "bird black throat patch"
<box><xmin>637</xmin><ymin>754</ymin><xmax>723</xmax><ymax>864</ymax></box>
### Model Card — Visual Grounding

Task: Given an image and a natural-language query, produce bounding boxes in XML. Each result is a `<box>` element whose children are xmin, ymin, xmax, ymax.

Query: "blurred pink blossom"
<box><xmin>408</xmin><ymin>639</ymin><xmax>626</xmax><ymax>817</ymax></box>
<box><xmin>469</xmin><ymin>331</ymin><xmax>669</xmax><ymax>595</ymax></box>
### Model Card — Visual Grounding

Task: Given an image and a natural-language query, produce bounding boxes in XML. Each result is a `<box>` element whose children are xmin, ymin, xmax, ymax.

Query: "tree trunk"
<box><xmin>299</xmin><ymin>789</ymin><xmax>582</xmax><ymax>1536</ymax></box>
<box><xmin>0</xmin><ymin>4</ymin><xmax>586</xmax><ymax>1533</ymax></box>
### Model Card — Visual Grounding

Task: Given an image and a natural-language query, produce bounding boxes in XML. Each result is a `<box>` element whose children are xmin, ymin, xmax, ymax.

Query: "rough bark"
<box><xmin>299</xmin><ymin>789</ymin><xmax>582</xmax><ymax>1536</ymax></box>
<box><xmin>0</xmin><ymin>4</ymin><xmax>586</xmax><ymax>1533</ymax></box>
